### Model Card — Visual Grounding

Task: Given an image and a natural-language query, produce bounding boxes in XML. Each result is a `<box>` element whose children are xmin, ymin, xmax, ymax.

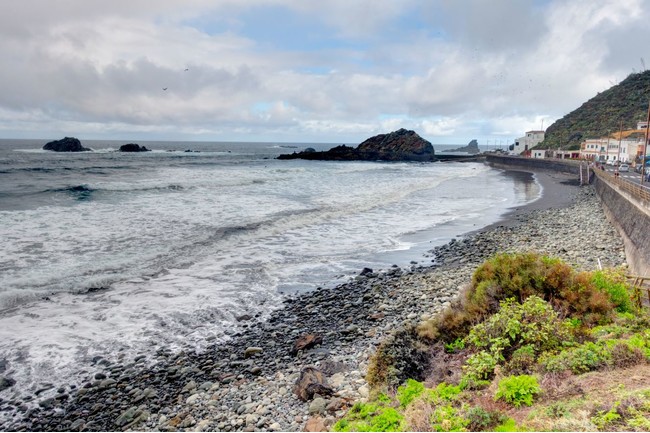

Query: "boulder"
<box><xmin>448</xmin><ymin>139</ymin><xmax>480</xmax><ymax>154</ymax></box>
<box><xmin>293</xmin><ymin>367</ymin><xmax>334</xmax><ymax>401</ymax></box>
<box><xmin>278</xmin><ymin>129</ymin><xmax>435</xmax><ymax>162</ymax></box>
<box><xmin>119</xmin><ymin>143</ymin><xmax>150</xmax><ymax>152</ymax></box>
<box><xmin>291</xmin><ymin>334</ymin><xmax>323</xmax><ymax>356</ymax></box>
<box><xmin>43</xmin><ymin>137</ymin><xmax>90</xmax><ymax>152</ymax></box>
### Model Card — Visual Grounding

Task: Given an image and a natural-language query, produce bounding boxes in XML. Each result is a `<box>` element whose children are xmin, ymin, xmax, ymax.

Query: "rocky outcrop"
<box><xmin>43</xmin><ymin>137</ymin><xmax>90</xmax><ymax>152</ymax></box>
<box><xmin>448</xmin><ymin>139</ymin><xmax>480</xmax><ymax>154</ymax></box>
<box><xmin>277</xmin><ymin>129</ymin><xmax>435</xmax><ymax>162</ymax></box>
<box><xmin>119</xmin><ymin>143</ymin><xmax>150</xmax><ymax>152</ymax></box>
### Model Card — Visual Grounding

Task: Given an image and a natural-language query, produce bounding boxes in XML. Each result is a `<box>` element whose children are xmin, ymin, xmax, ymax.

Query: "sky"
<box><xmin>0</xmin><ymin>0</ymin><xmax>649</xmax><ymax>145</ymax></box>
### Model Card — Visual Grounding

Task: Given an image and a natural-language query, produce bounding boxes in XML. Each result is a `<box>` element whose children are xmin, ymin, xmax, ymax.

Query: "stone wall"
<box><xmin>485</xmin><ymin>154</ymin><xmax>650</xmax><ymax>275</ymax></box>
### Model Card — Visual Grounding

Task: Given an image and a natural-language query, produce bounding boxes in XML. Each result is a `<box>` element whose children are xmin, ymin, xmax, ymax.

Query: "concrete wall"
<box><xmin>485</xmin><ymin>155</ymin><xmax>650</xmax><ymax>275</ymax></box>
<box><xmin>485</xmin><ymin>154</ymin><xmax>580</xmax><ymax>174</ymax></box>
<box><xmin>593</xmin><ymin>176</ymin><xmax>650</xmax><ymax>276</ymax></box>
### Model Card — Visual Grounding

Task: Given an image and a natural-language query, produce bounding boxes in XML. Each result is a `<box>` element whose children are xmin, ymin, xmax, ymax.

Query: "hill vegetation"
<box><xmin>334</xmin><ymin>253</ymin><xmax>650</xmax><ymax>432</ymax></box>
<box><xmin>541</xmin><ymin>71</ymin><xmax>650</xmax><ymax>150</ymax></box>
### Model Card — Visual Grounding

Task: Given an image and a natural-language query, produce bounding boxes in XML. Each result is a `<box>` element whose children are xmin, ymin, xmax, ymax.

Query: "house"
<box><xmin>532</xmin><ymin>149</ymin><xmax>549</xmax><ymax>159</ymax></box>
<box><xmin>511</xmin><ymin>130</ymin><xmax>545</xmax><ymax>155</ymax></box>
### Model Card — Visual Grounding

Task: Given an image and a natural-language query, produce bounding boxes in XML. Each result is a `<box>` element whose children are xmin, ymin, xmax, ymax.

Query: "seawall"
<box><xmin>485</xmin><ymin>154</ymin><xmax>650</xmax><ymax>276</ymax></box>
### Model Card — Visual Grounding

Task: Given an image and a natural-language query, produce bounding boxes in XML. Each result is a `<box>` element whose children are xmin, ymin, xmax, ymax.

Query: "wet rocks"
<box><xmin>119</xmin><ymin>143</ymin><xmax>150</xmax><ymax>152</ymax></box>
<box><xmin>278</xmin><ymin>129</ymin><xmax>435</xmax><ymax>162</ymax></box>
<box><xmin>42</xmin><ymin>137</ymin><xmax>90</xmax><ymax>152</ymax></box>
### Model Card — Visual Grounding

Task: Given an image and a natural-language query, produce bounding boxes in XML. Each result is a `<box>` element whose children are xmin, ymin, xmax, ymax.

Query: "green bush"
<box><xmin>495</xmin><ymin>375</ymin><xmax>541</xmax><ymax>408</ymax></box>
<box><xmin>541</xmin><ymin>341</ymin><xmax>609</xmax><ymax>374</ymax></box>
<box><xmin>465</xmin><ymin>406</ymin><xmax>507</xmax><ymax>431</ymax></box>
<box><xmin>591</xmin><ymin>270</ymin><xmax>635</xmax><ymax>314</ymax></box>
<box><xmin>333</xmin><ymin>402</ymin><xmax>404</xmax><ymax>432</ymax></box>
<box><xmin>462</xmin><ymin>350</ymin><xmax>498</xmax><ymax>384</ymax></box>
<box><xmin>429</xmin><ymin>404</ymin><xmax>469</xmax><ymax>432</ymax></box>
<box><xmin>463</xmin><ymin>296</ymin><xmax>572</xmax><ymax>379</ymax></box>
<box><xmin>396</xmin><ymin>379</ymin><xmax>425</xmax><ymax>408</ymax></box>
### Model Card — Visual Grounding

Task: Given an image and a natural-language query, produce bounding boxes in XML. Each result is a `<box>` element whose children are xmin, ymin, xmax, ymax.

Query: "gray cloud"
<box><xmin>0</xmin><ymin>0</ymin><xmax>648</xmax><ymax>143</ymax></box>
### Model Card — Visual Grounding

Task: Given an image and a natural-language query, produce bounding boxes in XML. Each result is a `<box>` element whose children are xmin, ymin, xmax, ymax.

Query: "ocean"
<box><xmin>0</xmin><ymin>139</ymin><xmax>538</xmax><ymax>403</ymax></box>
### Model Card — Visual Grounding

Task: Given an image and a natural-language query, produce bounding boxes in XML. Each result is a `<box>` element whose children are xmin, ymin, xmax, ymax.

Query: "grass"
<box><xmin>334</xmin><ymin>253</ymin><xmax>650</xmax><ymax>431</ymax></box>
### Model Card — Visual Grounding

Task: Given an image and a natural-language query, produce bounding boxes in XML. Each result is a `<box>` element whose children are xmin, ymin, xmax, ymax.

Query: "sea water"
<box><xmin>0</xmin><ymin>139</ymin><xmax>539</xmax><ymax>403</ymax></box>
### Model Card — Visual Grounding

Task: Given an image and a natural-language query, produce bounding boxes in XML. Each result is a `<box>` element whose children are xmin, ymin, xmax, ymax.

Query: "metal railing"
<box><xmin>592</xmin><ymin>167</ymin><xmax>650</xmax><ymax>206</ymax></box>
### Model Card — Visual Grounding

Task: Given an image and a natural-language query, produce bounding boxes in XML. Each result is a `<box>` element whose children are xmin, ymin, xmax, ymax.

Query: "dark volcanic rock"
<box><xmin>448</xmin><ymin>139</ymin><xmax>480</xmax><ymax>154</ymax></box>
<box><xmin>119</xmin><ymin>143</ymin><xmax>150</xmax><ymax>152</ymax></box>
<box><xmin>43</xmin><ymin>137</ymin><xmax>90</xmax><ymax>152</ymax></box>
<box><xmin>278</xmin><ymin>129</ymin><xmax>435</xmax><ymax>162</ymax></box>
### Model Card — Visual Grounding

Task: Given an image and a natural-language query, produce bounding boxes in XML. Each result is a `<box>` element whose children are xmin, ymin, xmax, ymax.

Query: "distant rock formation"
<box><xmin>43</xmin><ymin>137</ymin><xmax>90</xmax><ymax>152</ymax></box>
<box><xmin>448</xmin><ymin>139</ymin><xmax>480</xmax><ymax>154</ymax></box>
<box><xmin>119</xmin><ymin>143</ymin><xmax>150</xmax><ymax>152</ymax></box>
<box><xmin>277</xmin><ymin>129</ymin><xmax>435</xmax><ymax>162</ymax></box>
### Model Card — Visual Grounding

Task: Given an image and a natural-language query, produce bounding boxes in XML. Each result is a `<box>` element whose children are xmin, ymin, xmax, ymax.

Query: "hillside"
<box><xmin>541</xmin><ymin>70</ymin><xmax>650</xmax><ymax>149</ymax></box>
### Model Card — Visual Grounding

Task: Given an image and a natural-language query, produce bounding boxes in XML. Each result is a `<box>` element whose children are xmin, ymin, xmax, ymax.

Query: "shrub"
<box><xmin>396</xmin><ymin>379</ymin><xmax>425</xmax><ymax>408</ymax></box>
<box><xmin>495</xmin><ymin>375</ymin><xmax>541</xmax><ymax>408</ymax></box>
<box><xmin>462</xmin><ymin>350</ymin><xmax>498</xmax><ymax>384</ymax></box>
<box><xmin>463</xmin><ymin>296</ymin><xmax>572</xmax><ymax>379</ymax></box>
<box><xmin>417</xmin><ymin>253</ymin><xmax>622</xmax><ymax>345</ymax></box>
<box><xmin>541</xmin><ymin>341</ymin><xmax>609</xmax><ymax>374</ymax></box>
<box><xmin>429</xmin><ymin>404</ymin><xmax>469</xmax><ymax>432</ymax></box>
<box><xmin>591</xmin><ymin>269</ymin><xmax>635</xmax><ymax>314</ymax></box>
<box><xmin>504</xmin><ymin>344</ymin><xmax>537</xmax><ymax>375</ymax></box>
<box><xmin>465</xmin><ymin>406</ymin><xmax>507</xmax><ymax>431</ymax></box>
<box><xmin>493</xmin><ymin>418</ymin><xmax>520</xmax><ymax>432</ymax></box>
<box><xmin>333</xmin><ymin>402</ymin><xmax>404</xmax><ymax>432</ymax></box>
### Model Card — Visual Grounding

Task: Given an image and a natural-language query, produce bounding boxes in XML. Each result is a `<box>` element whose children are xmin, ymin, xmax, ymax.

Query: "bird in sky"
<box><xmin>162</xmin><ymin>87</ymin><xmax>168</xmax><ymax>91</ymax></box>
<box><xmin>184</xmin><ymin>68</ymin><xmax>189</xmax><ymax>71</ymax></box>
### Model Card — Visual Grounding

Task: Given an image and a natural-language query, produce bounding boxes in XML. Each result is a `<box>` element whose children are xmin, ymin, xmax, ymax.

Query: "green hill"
<box><xmin>541</xmin><ymin>70</ymin><xmax>650</xmax><ymax>149</ymax></box>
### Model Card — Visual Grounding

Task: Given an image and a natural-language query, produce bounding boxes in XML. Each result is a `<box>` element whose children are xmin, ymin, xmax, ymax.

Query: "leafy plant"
<box><xmin>464</xmin><ymin>296</ymin><xmax>572</xmax><ymax>378</ymax></box>
<box><xmin>541</xmin><ymin>341</ymin><xmax>609</xmax><ymax>374</ymax></box>
<box><xmin>333</xmin><ymin>402</ymin><xmax>404</xmax><ymax>432</ymax></box>
<box><xmin>493</xmin><ymin>417</ymin><xmax>520</xmax><ymax>432</ymax></box>
<box><xmin>429</xmin><ymin>404</ymin><xmax>469</xmax><ymax>432</ymax></box>
<box><xmin>396</xmin><ymin>379</ymin><xmax>425</xmax><ymax>408</ymax></box>
<box><xmin>495</xmin><ymin>375</ymin><xmax>541</xmax><ymax>408</ymax></box>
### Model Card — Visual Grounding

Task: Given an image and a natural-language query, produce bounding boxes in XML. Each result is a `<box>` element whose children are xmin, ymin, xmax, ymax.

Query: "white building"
<box><xmin>580</xmin><ymin>136</ymin><xmax>644</xmax><ymax>163</ymax></box>
<box><xmin>511</xmin><ymin>130</ymin><xmax>545</xmax><ymax>155</ymax></box>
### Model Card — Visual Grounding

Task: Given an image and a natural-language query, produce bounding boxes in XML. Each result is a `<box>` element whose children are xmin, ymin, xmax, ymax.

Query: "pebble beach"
<box><xmin>0</xmin><ymin>168</ymin><xmax>627</xmax><ymax>432</ymax></box>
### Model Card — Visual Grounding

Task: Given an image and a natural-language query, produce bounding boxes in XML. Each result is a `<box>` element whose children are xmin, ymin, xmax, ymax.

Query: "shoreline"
<box><xmin>0</xmin><ymin>166</ymin><xmax>627</xmax><ymax>432</ymax></box>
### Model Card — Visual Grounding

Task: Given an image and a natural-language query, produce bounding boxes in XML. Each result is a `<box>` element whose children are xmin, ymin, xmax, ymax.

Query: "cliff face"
<box><xmin>277</xmin><ymin>129</ymin><xmax>435</xmax><ymax>162</ymax></box>
<box><xmin>542</xmin><ymin>70</ymin><xmax>650</xmax><ymax>149</ymax></box>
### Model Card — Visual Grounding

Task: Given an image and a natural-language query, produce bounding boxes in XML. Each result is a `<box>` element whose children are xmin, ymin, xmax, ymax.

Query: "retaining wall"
<box><xmin>485</xmin><ymin>155</ymin><xmax>650</xmax><ymax>275</ymax></box>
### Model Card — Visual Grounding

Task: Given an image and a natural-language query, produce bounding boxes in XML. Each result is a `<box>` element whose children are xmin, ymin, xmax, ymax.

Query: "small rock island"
<box><xmin>277</xmin><ymin>128</ymin><xmax>435</xmax><ymax>162</ymax></box>
<box><xmin>43</xmin><ymin>137</ymin><xmax>90</xmax><ymax>152</ymax></box>
<box><xmin>447</xmin><ymin>139</ymin><xmax>480</xmax><ymax>154</ymax></box>
<box><xmin>119</xmin><ymin>143</ymin><xmax>150</xmax><ymax>152</ymax></box>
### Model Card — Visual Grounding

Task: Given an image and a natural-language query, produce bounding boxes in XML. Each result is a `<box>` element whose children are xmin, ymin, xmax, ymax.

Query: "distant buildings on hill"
<box><xmin>509</xmin><ymin>120</ymin><xmax>649</xmax><ymax>166</ymax></box>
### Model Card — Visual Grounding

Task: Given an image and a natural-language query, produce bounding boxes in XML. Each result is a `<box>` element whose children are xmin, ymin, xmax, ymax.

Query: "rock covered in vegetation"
<box><xmin>277</xmin><ymin>129</ymin><xmax>435</xmax><ymax>162</ymax></box>
<box><xmin>42</xmin><ymin>137</ymin><xmax>90</xmax><ymax>152</ymax></box>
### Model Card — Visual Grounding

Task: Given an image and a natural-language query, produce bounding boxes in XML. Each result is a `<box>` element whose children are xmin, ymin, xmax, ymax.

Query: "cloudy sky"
<box><xmin>0</xmin><ymin>0</ymin><xmax>648</xmax><ymax>144</ymax></box>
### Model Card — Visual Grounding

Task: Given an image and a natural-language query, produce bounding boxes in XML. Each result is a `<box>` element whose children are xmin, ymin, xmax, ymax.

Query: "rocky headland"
<box><xmin>447</xmin><ymin>139</ymin><xmax>480</xmax><ymax>154</ymax></box>
<box><xmin>0</xmin><ymin>171</ymin><xmax>626</xmax><ymax>432</ymax></box>
<box><xmin>42</xmin><ymin>137</ymin><xmax>90</xmax><ymax>152</ymax></box>
<box><xmin>277</xmin><ymin>129</ymin><xmax>435</xmax><ymax>162</ymax></box>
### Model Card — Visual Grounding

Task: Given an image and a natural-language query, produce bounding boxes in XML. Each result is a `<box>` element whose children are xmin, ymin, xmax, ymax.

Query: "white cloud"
<box><xmin>0</xmin><ymin>0</ymin><xmax>649</xmax><ymax>143</ymax></box>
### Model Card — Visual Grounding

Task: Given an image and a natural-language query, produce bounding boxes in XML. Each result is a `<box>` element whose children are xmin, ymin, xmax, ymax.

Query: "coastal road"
<box><xmin>603</xmin><ymin>166</ymin><xmax>650</xmax><ymax>188</ymax></box>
